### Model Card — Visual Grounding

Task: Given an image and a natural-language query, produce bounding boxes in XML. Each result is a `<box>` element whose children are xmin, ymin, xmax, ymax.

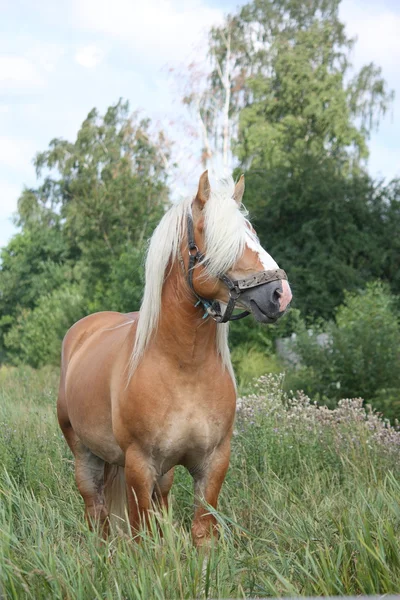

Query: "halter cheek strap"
<box><xmin>185</xmin><ymin>213</ymin><xmax>288</xmax><ymax>323</ymax></box>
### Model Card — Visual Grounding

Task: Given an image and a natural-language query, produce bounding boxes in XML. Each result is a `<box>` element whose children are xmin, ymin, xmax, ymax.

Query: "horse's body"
<box><xmin>58</xmin><ymin>173</ymin><xmax>291</xmax><ymax>545</ymax></box>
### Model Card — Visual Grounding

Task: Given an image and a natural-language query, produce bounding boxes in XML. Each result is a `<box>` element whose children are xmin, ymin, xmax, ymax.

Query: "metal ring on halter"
<box><xmin>188</xmin><ymin>245</ymin><xmax>199</xmax><ymax>256</ymax></box>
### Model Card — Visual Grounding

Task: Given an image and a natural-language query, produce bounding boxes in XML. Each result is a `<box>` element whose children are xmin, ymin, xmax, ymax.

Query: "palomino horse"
<box><xmin>57</xmin><ymin>172</ymin><xmax>292</xmax><ymax>546</ymax></box>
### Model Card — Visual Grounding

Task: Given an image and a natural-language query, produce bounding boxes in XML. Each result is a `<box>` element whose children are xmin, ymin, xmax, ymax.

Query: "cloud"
<box><xmin>72</xmin><ymin>0</ymin><xmax>223</xmax><ymax>64</ymax></box>
<box><xmin>0</xmin><ymin>56</ymin><xmax>44</xmax><ymax>90</ymax></box>
<box><xmin>0</xmin><ymin>38</ymin><xmax>66</xmax><ymax>96</ymax></box>
<box><xmin>340</xmin><ymin>0</ymin><xmax>400</xmax><ymax>181</ymax></box>
<box><xmin>0</xmin><ymin>137</ymin><xmax>35</xmax><ymax>173</ymax></box>
<box><xmin>341</xmin><ymin>2</ymin><xmax>400</xmax><ymax>77</ymax></box>
<box><xmin>75</xmin><ymin>45</ymin><xmax>105</xmax><ymax>68</ymax></box>
<box><xmin>28</xmin><ymin>42</ymin><xmax>66</xmax><ymax>73</ymax></box>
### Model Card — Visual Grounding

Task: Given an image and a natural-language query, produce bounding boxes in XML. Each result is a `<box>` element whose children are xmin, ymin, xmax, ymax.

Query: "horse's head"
<box><xmin>187</xmin><ymin>171</ymin><xmax>292</xmax><ymax>324</ymax></box>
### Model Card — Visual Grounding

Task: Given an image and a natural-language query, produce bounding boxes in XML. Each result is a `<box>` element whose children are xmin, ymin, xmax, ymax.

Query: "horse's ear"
<box><xmin>195</xmin><ymin>170</ymin><xmax>211</xmax><ymax>208</ymax></box>
<box><xmin>233</xmin><ymin>174</ymin><xmax>245</xmax><ymax>205</ymax></box>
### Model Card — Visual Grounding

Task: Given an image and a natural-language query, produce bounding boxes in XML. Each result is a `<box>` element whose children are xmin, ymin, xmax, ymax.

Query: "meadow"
<box><xmin>1</xmin><ymin>366</ymin><xmax>400</xmax><ymax>599</ymax></box>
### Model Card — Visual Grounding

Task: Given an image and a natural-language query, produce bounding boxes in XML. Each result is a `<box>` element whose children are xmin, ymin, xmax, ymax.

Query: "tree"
<box><xmin>4</xmin><ymin>285</ymin><xmax>85</xmax><ymax>367</ymax></box>
<box><xmin>242</xmin><ymin>163</ymin><xmax>400</xmax><ymax>317</ymax></box>
<box><xmin>30</xmin><ymin>100</ymin><xmax>170</xmax><ymax>308</ymax></box>
<box><xmin>177</xmin><ymin>16</ymin><xmax>249</xmax><ymax>173</ymax></box>
<box><xmin>0</xmin><ymin>225</ymin><xmax>74</xmax><ymax>352</ymax></box>
<box><xmin>194</xmin><ymin>0</ymin><xmax>396</xmax><ymax>318</ymax></box>
<box><xmin>0</xmin><ymin>100</ymin><xmax>171</xmax><ymax>361</ymax></box>
<box><xmin>233</xmin><ymin>0</ymin><xmax>393</xmax><ymax>166</ymax></box>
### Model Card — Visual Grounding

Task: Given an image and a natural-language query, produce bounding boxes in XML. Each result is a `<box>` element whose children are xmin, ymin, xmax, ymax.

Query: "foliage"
<box><xmin>231</xmin><ymin>344</ymin><xmax>282</xmax><ymax>391</ymax></box>
<box><xmin>202</xmin><ymin>0</ymin><xmax>398</xmax><ymax>319</ymax></box>
<box><xmin>237</xmin><ymin>374</ymin><xmax>400</xmax><ymax>472</ymax></box>
<box><xmin>0</xmin><ymin>226</ymin><xmax>74</xmax><ymax>349</ymax></box>
<box><xmin>4</xmin><ymin>285</ymin><xmax>86</xmax><ymax>368</ymax></box>
<box><xmin>229</xmin><ymin>311</ymin><xmax>303</xmax><ymax>392</ymax></box>
<box><xmin>1</xmin><ymin>0</ymin><xmax>400</xmax><ymax>373</ymax></box>
<box><xmin>26</xmin><ymin>99</ymin><xmax>169</xmax><ymax>307</ymax></box>
<box><xmin>234</xmin><ymin>2</ymin><xmax>392</xmax><ymax>165</ymax></box>
<box><xmin>2</xmin><ymin>369</ymin><xmax>400</xmax><ymax>597</ymax></box>
<box><xmin>87</xmin><ymin>243</ymin><xmax>145</xmax><ymax>314</ymax></box>
<box><xmin>286</xmin><ymin>282</ymin><xmax>400</xmax><ymax>420</ymax></box>
<box><xmin>205</xmin><ymin>0</ymin><xmax>393</xmax><ymax>170</ymax></box>
<box><xmin>243</xmin><ymin>160</ymin><xmax>400</xmax><ymax>319</ymax></box>
<box><xmin>0</xmin><ymin>100</ymin><xmax>170</xmax><ymax>362</ymax></box>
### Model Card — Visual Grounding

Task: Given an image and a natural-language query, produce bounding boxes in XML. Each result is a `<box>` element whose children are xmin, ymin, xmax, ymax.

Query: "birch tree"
<box><xmin>179</xmin><ymin>17</ymin><xmax>247</xmax><ymax>174</ymax></box>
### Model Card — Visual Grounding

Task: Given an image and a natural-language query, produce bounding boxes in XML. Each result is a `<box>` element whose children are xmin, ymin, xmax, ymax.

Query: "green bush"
<box><xmin>229</xmin><ymin>307</ymin><xmax>303</xmax><ymax>352</ymax></box>
<box><xmin>285</xmin><ymin>282</ymin><xmax>400</xmax><ymax>420</ymax></box>
<box><xmin>4</xmin><ymin>285</ymin><xmax>86</xmax><ymax>367</ymax></box>
<box><xmin>231</xmin><ymin>344</ymin><xmax>282</xmax><ymax>392</ymax></box>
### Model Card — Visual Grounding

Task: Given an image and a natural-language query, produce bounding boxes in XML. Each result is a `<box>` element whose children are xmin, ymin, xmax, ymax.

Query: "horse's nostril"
<box><xmin>273</xmin><ymin>288</ymin><xmax>282</xmax><ymax>303</ymax></box>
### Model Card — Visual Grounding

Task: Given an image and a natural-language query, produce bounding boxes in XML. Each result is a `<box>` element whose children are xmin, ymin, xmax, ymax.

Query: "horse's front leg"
<box><xmin>125</xmin><ymin>445</ymin><xmax>155</xmax><ymax>538</ymax></box>
<box><xmin>153</xmin><ymin>468</ymin><xmax>175</xmax><ymax>512</ymax></box>
<box><xmin>191</xmin><ymin>437</ymin><xmax>231</xmax><ymax>548</ymax></box>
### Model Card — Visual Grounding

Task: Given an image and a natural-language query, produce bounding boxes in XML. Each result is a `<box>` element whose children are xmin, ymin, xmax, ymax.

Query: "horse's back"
<box><xmin>61</xmin><ymin>311</ymin><xmax>138</xmax><ymax>368</ymax></box>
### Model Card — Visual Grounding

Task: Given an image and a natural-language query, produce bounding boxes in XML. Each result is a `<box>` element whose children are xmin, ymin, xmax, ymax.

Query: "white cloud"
<box><xmin>340</xmin><ymin>0</ymin><xmax>400</xmax><ymax>182</ymax></box>
<box><xmin>0</xmin><ymin>56</ymin><xmax>44</xmax><ymax>89</ymax></box>
<box><xmin>75</xmin><ymin>45</ymin><xmax>104</xmax><ymax>68</ymax></box>
<box><xmin>0</xmin><ymin>137</ymin><xmax>35</xmax><ymax>173</ymax></box>
<box><xmin>341</xmin><ymin>2</ymin><xmax>400</xmax><ymax>77</ymax></box>
<box><xmin>28</xmin><ymin>42</ymin><xmax>66</xmax><ymax>73</ymax></box>
<box><xmin>72</xmin><ymin>0</ymin><xmax>223</xmax><ymax>63</ymax></box>
<box><xmin>0</xmin><ymin>40</ymin><xmax>65</xmax><ymax>94</ymax></box>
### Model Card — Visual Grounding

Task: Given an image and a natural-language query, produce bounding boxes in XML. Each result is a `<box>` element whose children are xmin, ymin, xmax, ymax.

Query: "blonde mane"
<box><xmin>129</xmin><ymin>177</ymin><xmax>254</xmax><ymax>382</ymax></box>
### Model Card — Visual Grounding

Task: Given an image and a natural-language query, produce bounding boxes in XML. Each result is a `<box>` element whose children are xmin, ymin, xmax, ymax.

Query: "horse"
<box><xmin>57</xmin><ymin>171</ymin><xmax>292</xmax><ymax>547</ymax></box>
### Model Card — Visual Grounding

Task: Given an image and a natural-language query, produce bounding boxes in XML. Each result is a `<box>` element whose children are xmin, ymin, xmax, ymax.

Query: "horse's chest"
<box><xmin>115</xmin><ymin>364</ymin><xmax>236</xmax><ymax>473</ymax></box>
<box><xmin>120</xmin><ymin>384</ymin><xmax>236</xmax><ymax>472</ymax></box>
<box><xmin>153</xmin><ymin>402</ymin><xmax>233</xmax><ymax>473</ymax></box>
<box><xmin>161</xmin><ymin>404</ymin><xmax>226</xmax><ymax>451</ymax></box>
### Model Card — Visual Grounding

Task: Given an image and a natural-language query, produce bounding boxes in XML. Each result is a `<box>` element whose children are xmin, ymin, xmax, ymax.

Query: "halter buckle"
<box><xmin>229</xmin><ymin>286</ymin><xmax>241</xmax><ymax>301</ymax></box>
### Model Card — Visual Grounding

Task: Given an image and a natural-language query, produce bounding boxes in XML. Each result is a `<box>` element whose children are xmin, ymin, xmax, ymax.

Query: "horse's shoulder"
<box><xmin>62</xmin><ymin>311</ymin><xmax>137</xmax><ymax>364</ymax></box>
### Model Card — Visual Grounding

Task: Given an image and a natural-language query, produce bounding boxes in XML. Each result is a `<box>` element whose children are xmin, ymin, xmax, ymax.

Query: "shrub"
<box><xmin>231</xmin><ymin>344</ymin><xmax>282</xmax><ymax>392</ymax></box>
<box><xmin>236</xmin><ymin>374</ymin><xmax>400</xmax><ymax>476</ymax></box>
<box><xmin>285</xmin><ymin>282</ymin><xmax>400</xmax><ymax>420</ymax></box>
<box><xmin>4</xmin><ymin>285</ymin><xmax>86</xmax><ymax>367</ymax></box>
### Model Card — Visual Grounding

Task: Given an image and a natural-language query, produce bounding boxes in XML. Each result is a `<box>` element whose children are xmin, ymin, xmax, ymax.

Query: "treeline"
<box><xmin>1</xmin><ymin>0</ymin><xmax>399</xmax><ymax>411</ymax></box>
<box><xmin>0</xmin><ymin>102</ymin><xmax>169</xmax><ymax>365</ymax></box>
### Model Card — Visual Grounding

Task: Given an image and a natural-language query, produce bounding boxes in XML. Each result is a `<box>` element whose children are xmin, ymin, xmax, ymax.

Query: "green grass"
<box><xmin>1</xmin><ymin>366</ymin><xmax>400</xmax><ymax>599</ymax></box>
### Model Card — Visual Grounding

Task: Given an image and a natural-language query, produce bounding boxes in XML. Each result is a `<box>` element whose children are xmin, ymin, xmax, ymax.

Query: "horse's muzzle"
<box><xmin>238</xmin><ymin>279</ymin><xmax>292</xmax><ymax>324</ymax></box>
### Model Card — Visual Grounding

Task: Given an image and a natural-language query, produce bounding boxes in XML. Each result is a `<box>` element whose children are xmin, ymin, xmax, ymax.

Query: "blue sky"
<box><xmin>1</xmin><ymin>0</ymin><xmax>399</xmax><ymax>248</ymax></box>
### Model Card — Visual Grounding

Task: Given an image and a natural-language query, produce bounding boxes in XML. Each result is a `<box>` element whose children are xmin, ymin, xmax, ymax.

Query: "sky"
<box><xmin>1</xmin><ymin>0</ymin><xmax>400</xmax><ymax>249</ymax></box>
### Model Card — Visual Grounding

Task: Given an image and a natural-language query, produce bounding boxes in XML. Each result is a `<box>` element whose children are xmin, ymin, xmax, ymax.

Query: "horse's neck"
<box><xmin>153</xmin><ymin>262</ymin><xmax>218</xmax><ymax>365</ymax></box>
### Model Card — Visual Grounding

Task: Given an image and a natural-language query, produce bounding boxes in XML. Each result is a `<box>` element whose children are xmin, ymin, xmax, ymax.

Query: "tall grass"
<box><xmin>1</xmin><ymin>366</ymin><xmax>400</xmax><ymax>599</ymax></box>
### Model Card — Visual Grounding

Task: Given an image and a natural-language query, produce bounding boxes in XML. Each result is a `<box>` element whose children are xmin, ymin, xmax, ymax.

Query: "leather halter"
<box><xmin>185</xmin><ymin>213</ymin><xmax>288</xmax><ymax>323</ymax></box>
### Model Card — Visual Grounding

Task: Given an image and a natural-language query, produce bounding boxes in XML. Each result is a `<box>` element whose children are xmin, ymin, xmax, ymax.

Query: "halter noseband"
<box><xmin>185</xmin><ymin>213</ymin><xmax>288</xmax><ymax>323</ymax></box>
